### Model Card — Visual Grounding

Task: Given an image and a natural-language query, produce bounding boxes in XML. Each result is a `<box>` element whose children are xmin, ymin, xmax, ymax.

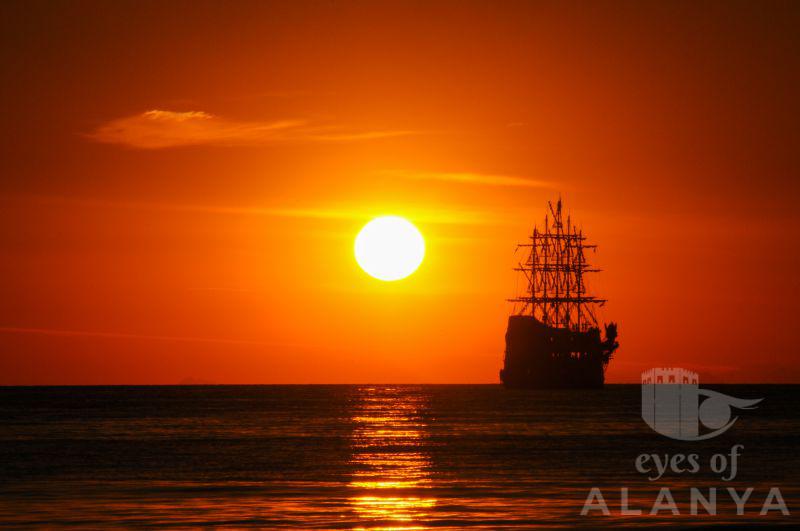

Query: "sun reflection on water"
<box><xmin>348</xmin><ymin>386</ymin><xmax>436</xmax><ymax>530</ymax></box>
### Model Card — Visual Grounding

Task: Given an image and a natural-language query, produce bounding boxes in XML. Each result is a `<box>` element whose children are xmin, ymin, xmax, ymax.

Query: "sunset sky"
<box><xmin>1</xmin><ymin>1</ymin><xmax>799</xmax><ymax>384</ymax></box>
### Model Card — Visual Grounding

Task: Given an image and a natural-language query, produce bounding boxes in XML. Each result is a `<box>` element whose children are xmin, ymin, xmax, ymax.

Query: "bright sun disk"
<box><xmin>355</xmin><ymin>216</ymin><xmax>425</xmax><ymax>281</ymax></box>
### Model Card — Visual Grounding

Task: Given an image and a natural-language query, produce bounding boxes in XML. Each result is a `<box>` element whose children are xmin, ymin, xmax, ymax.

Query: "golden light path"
<box><xmin>348</xmin><ymin>386</ymin><xmax>436</xmax><ymax>530</ymax></box>
<box><xmin>355</xmin><ymin>216</ymin><xmax>425</xmax><ymax>281</ymax></box>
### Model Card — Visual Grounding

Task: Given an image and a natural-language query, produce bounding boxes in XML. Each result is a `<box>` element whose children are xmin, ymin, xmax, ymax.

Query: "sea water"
<box><xmin>0</xmin><ymin>385</ymin><xmax>796</xmax><ymax>528</ymax></box>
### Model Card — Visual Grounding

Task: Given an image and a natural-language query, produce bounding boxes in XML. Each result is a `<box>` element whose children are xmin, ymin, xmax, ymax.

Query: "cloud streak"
<box><xmin>27</xmin><ymin>195</ymin><xmax>499</xmax><ymax>226</ymax></box>
<box><xmin>88</xmin><ymin>110</ymin><xmax>417</xmax><ymax>149</ymax></box>
<box><xmin>0</xmin><ymin>326</ymin><xmax>285</xmax><ymax>347</ymax></box>
<box><xmin>380</xmin><ymin>169</ymin><xmax>553</xmax><ymax>189</ymax></box>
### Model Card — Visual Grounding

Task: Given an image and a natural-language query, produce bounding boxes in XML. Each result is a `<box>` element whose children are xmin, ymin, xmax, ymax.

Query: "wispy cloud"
<box><xmin>88</xmin><ymin>109</ymin><xmax>417</xmax><ymax>149</ymax></box>
<box><xmin>0</xmin><ymin>326</ymin><xmax>285</xmax><ymax>347</ymax></box>
<box><xmin>27</xmin><ymin>195</ymin><xmax>500</xmax><ymax>226</ymax></box>
<box><xmin>380</xmin><ymin>169</ymin><xmax>553</xmax><ymax>189</ymax></box>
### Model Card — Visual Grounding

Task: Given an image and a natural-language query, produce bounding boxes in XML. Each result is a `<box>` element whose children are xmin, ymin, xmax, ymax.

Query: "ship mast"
<box><xmin>510</xmin><ymin>199</ymin><xmax>606</xmax><ymax>332</ymax></box>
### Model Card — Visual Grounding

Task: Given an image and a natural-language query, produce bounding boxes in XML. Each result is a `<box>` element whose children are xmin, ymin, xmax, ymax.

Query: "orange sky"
<box><xmin>1</xmin><ymin>1</ymin><xmax>799</xmax><ymax>384</ymax></box>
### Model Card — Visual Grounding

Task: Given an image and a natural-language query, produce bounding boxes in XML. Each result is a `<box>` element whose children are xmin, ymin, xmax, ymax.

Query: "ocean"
<box><xmin>0</xmin><ymin>385</ymin><xmax>797</xmax><ymax>528</ymax></box>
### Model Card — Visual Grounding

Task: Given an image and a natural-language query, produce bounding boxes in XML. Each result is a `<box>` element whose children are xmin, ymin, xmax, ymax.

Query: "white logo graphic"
<box><xmin>641</xmin><ymin>368</ymin><xmax>762</xmax><ymax>441</ymax></box>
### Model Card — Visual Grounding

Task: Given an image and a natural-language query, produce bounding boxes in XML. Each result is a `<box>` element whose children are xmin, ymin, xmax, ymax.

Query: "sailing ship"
<box><xmin>500</xmin><ymin>199</ymin><xmax>619</xmax><ymax>388</ymax></box>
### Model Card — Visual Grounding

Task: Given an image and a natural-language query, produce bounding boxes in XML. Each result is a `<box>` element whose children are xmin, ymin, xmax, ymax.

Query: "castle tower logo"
<box><xmin>641</xmin><ymin>368</ymin><xmax>762</xmax><ymax>441</ymax></box>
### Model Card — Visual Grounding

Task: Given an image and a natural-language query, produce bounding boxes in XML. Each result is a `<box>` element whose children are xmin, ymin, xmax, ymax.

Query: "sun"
<box><xmin>355</xmin><ymin>216</ymin><xmax>425</xmax><ymax>281</ymax></box>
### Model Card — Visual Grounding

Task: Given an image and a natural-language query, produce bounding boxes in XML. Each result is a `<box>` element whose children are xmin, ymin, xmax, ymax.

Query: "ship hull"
<box><xmin>500</xmin><ymin>315</ymin><xmax>612</xmax><ymax>389</ymax></box>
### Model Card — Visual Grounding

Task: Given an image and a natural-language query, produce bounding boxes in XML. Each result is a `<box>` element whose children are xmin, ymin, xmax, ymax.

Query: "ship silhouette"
<box><xmin>500</xmin><ymin>199</ymin><xmax>619</xmax><ymax>389</ymax></box>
